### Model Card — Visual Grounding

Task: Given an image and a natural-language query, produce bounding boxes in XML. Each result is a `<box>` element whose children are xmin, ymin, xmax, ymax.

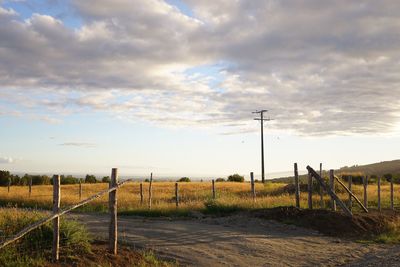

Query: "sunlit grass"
<box><xmin>0</xmin><ymin>181</ymin><xmax>399</xmax><ymax>215</ymax></box>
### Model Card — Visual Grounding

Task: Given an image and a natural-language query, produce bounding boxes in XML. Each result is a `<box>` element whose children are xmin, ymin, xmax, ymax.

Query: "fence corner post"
<box><xmin>109</xmin><ymin>168</ymin><xmax>118</xmax><ymax>255</ymax></box>
<box><xmin>52</xmin><ymin>175</ymin><xmax>60</xmax><ymax>262</ymax></box>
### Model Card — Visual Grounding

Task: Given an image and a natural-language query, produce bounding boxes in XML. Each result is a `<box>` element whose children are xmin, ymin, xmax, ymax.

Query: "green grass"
<box><xmin>0</xmin><ymin>208</ymin><xmax>92</xmax><ymax>266</ymax></box>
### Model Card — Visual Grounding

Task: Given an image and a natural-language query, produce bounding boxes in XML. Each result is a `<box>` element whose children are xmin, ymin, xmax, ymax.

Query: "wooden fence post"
<box><xmin>334</xmin><ymin>175</ymin><xmax>368</xmax><ymax>213</ymax></box>
<box><xmin>308</xmin><ymin>166</ymin><xmax>352</xmax><ymax>216</ymax></box>
<box><xmin>390</xmin><ymin>176</ymin><xmax>394</xmax><ymax>210</ymax></box>
<box><xmin>212</xmin><ymin>180</ymin><xmax>216</xmax><ymax>199</ymax></box>
<box><xmin>79</xmin><ymin>179</ymin><xmax>82</xmax><ymax>200</ymax></box>
<box><xmin>329</xmin><ymin>170</ymin><xmax>336</xmax><ymax>211</ymax></box>
<box><xmin>7</xmin><ymin>178</ymin><xmax>10</xmax><ymax>193</ymax></box>
<box><xmin>348</xmin><ymin>176</ymin><xmax>352</xmax><ymax>211</ymax></box>
<box><xmin>148</xmin><ymin>173</ymin><xmax>153</xmax><ymax>209</ymax></box>
<box><xmin>29</xmin><ymin>177</ymin><xmax>32</xmax><ymax>197</ymax></box>
<box><xmin>294</xmin><ymin>163</ymin><xmax>300</xmax><ymax>208</ymax></box>
<box><xmin>52</xmin><ymin>175</ymin><xmax>60</xmax><ymax>262</ymax></box>
<box><xmin>175</xmin><ymin>183</ymin><xmax>179</xmax><ymax>207</ymax></box>
<box><xmin>378</xmin><ymin>176</ymin><xmax>381</xmax><ymax>212</ymax></box>
<box><xmin>250</xmin><ymin>172</ymin><xmax>256</xmax><ymax>202</ymax></box>
<box><xmin>140</xmin><ymin>183</ymin><xmax>144</xmax><ymax>205</ymax></box>
<box><xmin>308</xmin><ymin>170</ymin><xmax>313</xmax><ymax>209</ymax></box>
<box><xmin>109</xmin><ymin>168</ymin><xmax>118</xmax><ymax>255</ymax></box>
<box><xmin>319</xmin><ymin>163</ymin><xmax>324</xmax><ymax>208</ymax></box>
<box><xmin>363</xmin><ymin>176</ymin><xmax>368</xmax><ymax>208</ymax></box>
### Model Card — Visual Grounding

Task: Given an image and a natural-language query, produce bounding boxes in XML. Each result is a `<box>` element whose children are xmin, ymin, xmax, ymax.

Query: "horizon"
<box><xmin>1</xmin><ymin>1</ymin><xmax>399</xmax><ymax>177</ymax></box>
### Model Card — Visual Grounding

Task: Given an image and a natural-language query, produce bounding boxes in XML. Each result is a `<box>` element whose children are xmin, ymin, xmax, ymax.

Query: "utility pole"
<box><xmin>253</xmin><ymin>110</ymin><xmax>272</xmax><ymax>183</ymax></box>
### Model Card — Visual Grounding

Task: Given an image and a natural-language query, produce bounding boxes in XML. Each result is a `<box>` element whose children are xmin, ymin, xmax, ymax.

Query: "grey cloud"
<box><xmin>1</xmin><ymin>1</ymin><xmax>400</xmax><ymax>135</ymax></box>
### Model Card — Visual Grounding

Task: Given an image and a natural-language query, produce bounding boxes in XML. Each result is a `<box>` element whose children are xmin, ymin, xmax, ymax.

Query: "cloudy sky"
<box><xmin>0</xmin><ymin>0</ymin><xmax>399</xmax><ymax>178</ymax></box>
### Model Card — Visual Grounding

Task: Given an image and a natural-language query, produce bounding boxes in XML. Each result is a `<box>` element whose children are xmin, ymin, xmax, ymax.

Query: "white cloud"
<box><xmin>59</xmin><ymin>142</ymin><xmax>96</xmax><ymax>148</ymax></box>
<box><xmin>0</xmin><ymin>0</ymin><xmax>400</xmax><ymax>135</ymax></box>
<box><xmin>0</xmin><ymin>156</ymin><xmax>14</xmax><ymax>164</ymax></box>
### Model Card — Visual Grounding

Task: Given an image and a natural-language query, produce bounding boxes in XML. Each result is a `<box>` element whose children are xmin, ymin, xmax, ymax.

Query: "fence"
<box><xmin>0</xmin><ymin>164</ymin><xmax>398</xmax><ymax>261</ymax></box>
<box><xmin>295</xmin><ymin>164</ymin><xmax>397</xmax><ymax>216</ymax></box>
<box><xmin>0</xmin><ymin>168</ymin><xmax>128</xmax><ymax>261</ymax></box>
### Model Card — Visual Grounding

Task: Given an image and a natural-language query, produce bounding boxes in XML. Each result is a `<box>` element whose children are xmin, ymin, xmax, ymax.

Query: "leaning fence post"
<box><xmin>79</xmin><ymin>179</ymin><xmax>82</xmax><ymax>200</ymax></box>
<box><xmin>294</xmin><ymin>163</ymin><xmax>300</xmax><ymax>208</ymax></box>
<box><xmin>29</xmin><ymin>177</ymin><xmax>32</xmax><ymax>197</ymax></box>
<box><xmin>319</xmin><ymin>163</ymin><xmax>324</xmax><ymax>208</ymax></box>
<box><xmin>212</xmin><ymin>179</ymin><xmax>216</xmax><ymax>199</ymax></box>
<box><xmin>175</xmin><ymin>183</ymin><xmax>179</xmax><ymax>207</ymax></box>
<box><xmin>140</xmin><ymin>183</ymin><xmax>144</xmax><ymax>205</ymax></box>
<box><xmin>348</xmin><ymin>176</ymin><xmax>352</xmax><ymax>211</ymax></box>
<box><xmin>377</xmin><ymin>176</ymin><xmax>381</xmax><ymax>212</ymax></box>
<box><xmin>52</xmin><ymin>175</ymin><xmax>60</xmax><ymax>262</ymax></box>
<box><xmin>148</xmin><ymin>173</ymin><xmax>153</xmax><ymax>209</ymax></box>
<box><xmin>308</xmin><ymin>170</ymin><xmax>313</xmax><ymax>209</ymax></box>
<box><xmin>329</xmin><ymin>170</ymin><xmax>336</xmax><ymax>211</ymax></box>
<box><xmin>363</xmin><ymin>175</ymin><xmax>368</xmax><ymax>208</ymax></box>
<box><xmin>109</xmin><ymin>168</ymin><xmax>118</xmax><ymax>255</ymax></box>
<box><xmin>250</xmin><ymin>172</ymin><xmax>256</xmax><ymax>202</ymax></box>
<box><xmin>390</xmin><ymin>176</ymin><xmax>394</xmax><ymax>210</ymax></box>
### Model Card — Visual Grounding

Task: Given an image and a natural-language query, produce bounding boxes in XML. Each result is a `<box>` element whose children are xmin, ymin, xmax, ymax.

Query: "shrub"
<box><xmin>85</xmin><ymin>174</ymin><xmax>97</xmax><ymax>183</ymax></box>
<box><xmin>215</xmin><ymin>178</ymin><xmax>225</xmax><ymax>182</ymax></box>
<box><xmin>102</xmin><ymin>176</ymin><xmax>111</xmax><ymax>183</ymax></box>
<box><xmin>61</xmin><ymin>175</ymin><xmax>80</xmax><ymax>184</ymax></box>
<box><xmin>0</xmin><ymin>170</ymin><xmax>11</xmax><ymax>186</ymax></box>
<box><xmin>384</xmin><ymin>173</ymin><xmax>393</xmax><ymax>182</ymax></box>
<box><xmin>227</xmin><ymin>174</ymin><xmax>244</xmax><ymax>182</ymax></box>
<box><xmin>178</xmin><ymin>177</ymin><xmax>191</xmax><ymax>182</ymax></box>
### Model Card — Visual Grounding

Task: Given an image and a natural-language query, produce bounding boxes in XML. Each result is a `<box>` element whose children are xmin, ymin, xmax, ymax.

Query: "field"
<box><xmin>1</xmin><ymin>181</ymin><xmax>400</xmax><ymax>266</ymax></box>
<box><xmin>1</xmin><ymin>181</ymin><xmax>399</xmax><ymax>215</ymax></box>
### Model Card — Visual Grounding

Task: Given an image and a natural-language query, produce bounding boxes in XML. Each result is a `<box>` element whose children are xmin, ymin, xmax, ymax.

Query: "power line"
<box><xmin>253</xmin><ymin>110</ymin><xmax>273</xmax><ymax>183</ymax></box>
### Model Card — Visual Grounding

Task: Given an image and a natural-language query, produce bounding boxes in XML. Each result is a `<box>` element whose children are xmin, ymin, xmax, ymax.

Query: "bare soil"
<box><xmin>251</xmin><ymin>206</ymin><xmax>400</xmax><ymax>238</ymax></box>
<box><xmin>72</xmin><ymin>210</ymin><xmax>400</xmax><ymax>267</ymax></box>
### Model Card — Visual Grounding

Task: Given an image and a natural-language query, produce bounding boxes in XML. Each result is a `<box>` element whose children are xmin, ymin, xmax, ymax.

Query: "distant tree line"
<box><xmin>0</xmin><ymin>170</ymin><xmax>111</xmax><ymax>186</ymax></box>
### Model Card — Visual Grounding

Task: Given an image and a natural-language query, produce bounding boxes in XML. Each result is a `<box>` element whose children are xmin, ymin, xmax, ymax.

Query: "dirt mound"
<box><xmin>251</xmin><ymin>206</ymin><xmax>400</xmax><ymax>238</ymax></box>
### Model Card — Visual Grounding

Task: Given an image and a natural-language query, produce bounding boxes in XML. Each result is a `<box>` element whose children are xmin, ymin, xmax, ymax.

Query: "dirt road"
<box><xmin>74</xmin><ymin>214</ymin><xmax>399</xmax><ymax>266</ymax></box>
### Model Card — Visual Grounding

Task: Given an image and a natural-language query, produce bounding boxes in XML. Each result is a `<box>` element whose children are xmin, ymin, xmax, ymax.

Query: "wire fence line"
<box><xmin>0</xmin><ymin>169</ymin><xmax>131</xmax><ymax>261</ymax></box>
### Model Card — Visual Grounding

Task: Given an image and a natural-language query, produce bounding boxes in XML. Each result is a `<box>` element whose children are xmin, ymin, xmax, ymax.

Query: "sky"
<box><xmin>0</xmin><ymin>0</ymin><xmax>399</xmax><ymax>179</ymax></box>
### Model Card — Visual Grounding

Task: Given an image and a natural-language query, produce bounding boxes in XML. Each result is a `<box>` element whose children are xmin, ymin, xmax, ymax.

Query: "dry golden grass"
<box><xmin>0</xmin><ymin>181</ymin><xmax>399</xmax><ymax>215</ymax></box>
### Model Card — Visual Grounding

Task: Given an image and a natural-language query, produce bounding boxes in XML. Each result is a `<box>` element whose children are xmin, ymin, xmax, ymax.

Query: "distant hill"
<box><xmin>270</xmin><ymin>159</ymin><xmax>400</xmax><ymax>183</ymax></box>
<box><xmin>337</xmin><ymin>159</ymin><xmax>400</xmax><ymax>177</ymax></box>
